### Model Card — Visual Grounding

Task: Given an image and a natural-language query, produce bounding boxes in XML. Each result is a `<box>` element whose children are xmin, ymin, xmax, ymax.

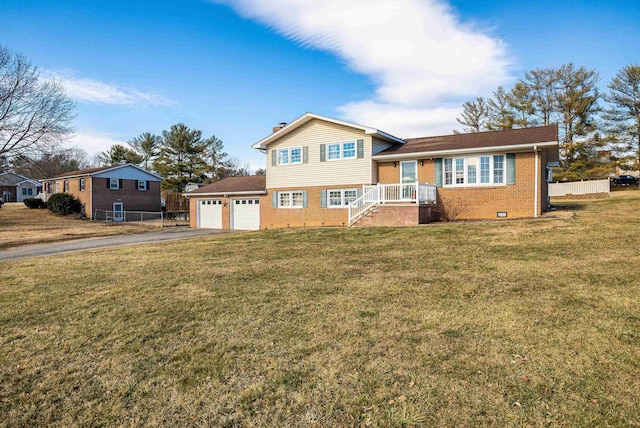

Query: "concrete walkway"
<box><xmin>0</xmin><ymin>228</ymin><xmax>227</xmax><ymax>262</ymax></box>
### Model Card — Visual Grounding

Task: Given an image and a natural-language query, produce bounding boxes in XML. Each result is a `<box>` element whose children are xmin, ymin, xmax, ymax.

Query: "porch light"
<box><xmin>420</xmin><ymin>160</ymin><xmax>424</xmax><ymax>166</ymax></box>
<box><xmin>393</xmin><ymin>162</ymin><xmax>397</xmax><ymax>168</ymax></box>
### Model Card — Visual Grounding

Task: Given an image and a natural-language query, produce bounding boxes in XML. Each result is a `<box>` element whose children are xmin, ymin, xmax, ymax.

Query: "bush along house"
<box><xmin>186</xmin><ymin>113</ymin><xmax>559</xmax><ymax>230</ymax></box>
<box><xmin>42</xmin><ymin>164</ymin><xmax>163</xmax><ymax>220</ymax></box>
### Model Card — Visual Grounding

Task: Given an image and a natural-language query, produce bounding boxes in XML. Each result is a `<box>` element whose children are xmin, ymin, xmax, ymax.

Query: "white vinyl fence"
<box><xmin>548</xmin><ymin>179</ymin><xmax>610</xmax><ymax>197</ymax></box>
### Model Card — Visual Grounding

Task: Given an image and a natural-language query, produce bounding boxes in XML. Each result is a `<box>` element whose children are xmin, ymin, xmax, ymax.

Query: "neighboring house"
<box><xmin>186</xmin><ymin>113</ymin><xmax>559</xmax><ymax>230</ymax></box>
<box><xmin>43</xmin><ymin>164</ymin><xmax>163</xmax><ymax>219</ymax></box>
<box><xmin>0</xmin><ymin>172</ymin><xmax>42</xmax><ymax>202</ymax></box>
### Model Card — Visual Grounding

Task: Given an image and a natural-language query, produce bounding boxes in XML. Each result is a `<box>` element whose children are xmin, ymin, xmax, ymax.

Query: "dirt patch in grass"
<box><xmin>1</xmin><ymin>193</ymin><xmax>639</xmax><ymax>426</ymax></box>
<box><xmin>0</xmin><ymin>203</ymin><xmax>157</xmax><ymax>250</ymax></box>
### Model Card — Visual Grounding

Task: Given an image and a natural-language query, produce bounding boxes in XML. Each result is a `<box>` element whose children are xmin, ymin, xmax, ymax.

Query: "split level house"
<box><xmin>0</xmin><ymin>172</ymin><xmax>42</xmax><ymax>203</ymax></box>
<box><xmin>43</xmin><ymin>164</ymin><xmax>163</xmax><ymax>220</ymax></box>
<box><xmin>186</xmin><ymin>112</ymin><xmax>559</xmax><ymax>230</ymax></box>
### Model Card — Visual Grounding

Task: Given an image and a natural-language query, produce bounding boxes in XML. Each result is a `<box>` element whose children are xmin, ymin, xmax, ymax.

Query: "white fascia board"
<box><xmin>184</xmin><ymin>190</ymin><xmax>267</xmax><ymax>198</ymax></box>
<box><xmin>252</xmin><ymin>112</ymin><xmax>404</xmax><ymax>149</ymax></box>
<box><xmin>372</xmin><ymin>141</ymin><xmax>558</xmax><ymax>161</ymax></box>
<box><xmin>16</xmin><ymin>179</ymin><xmax>41</xmax><ymax>186</ymax></box>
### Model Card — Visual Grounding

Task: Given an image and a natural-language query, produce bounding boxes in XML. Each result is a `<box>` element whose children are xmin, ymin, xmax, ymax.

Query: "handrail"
<box><xmin>348</xmin><ymin>183</ymin><xmax>437</xmax><ymax>225</ymax></box>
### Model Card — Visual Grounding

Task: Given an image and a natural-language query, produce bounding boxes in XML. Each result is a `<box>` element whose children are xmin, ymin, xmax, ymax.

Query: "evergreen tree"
<box><xmin>603</xmin><ymin>65</ymin><xmax>640</xmax><ymax>170</ymax></box>
<box><xmin>508</xmin><ymin>81</ymin><xmax>537</xmax><ymax>128</ymax></box>
<box><xmin>127</xmin><ymin>132</ymin><xmax>161</xmax><ymax>170</ymax></box>
<box><xmin>456</xmin><ymin>97</ymin><xmax>488</xmax><ymax>132</ymax></box>
<box><xmin>97</xmin><ymin>144</ymin><xmax>143</xmax><ymax>166</ymax></box>
<box><xmin>524</xmin><ymin>67</ymin><xmax>559</xmax><ymax>126</ymax></box>
<box><xmin>154</xmin><ymin>123</ymin><xmax>208</xmax><ymax>192</ymax></box>
<box><xmin>486</xmin><ymin>86</ymin><xmax>514</xmax><ymax>131</ymax></box>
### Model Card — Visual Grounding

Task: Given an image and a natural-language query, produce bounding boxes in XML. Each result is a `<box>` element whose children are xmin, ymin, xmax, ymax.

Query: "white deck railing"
<box><xmin>548</xmin><ymin>179</ymin><xmax>610</xmax><ymax>196</ymax></box>
<box><xmin>348</xmin><ymin>183</ymin><xmax>437</xmax><ymax>225</ymax></box>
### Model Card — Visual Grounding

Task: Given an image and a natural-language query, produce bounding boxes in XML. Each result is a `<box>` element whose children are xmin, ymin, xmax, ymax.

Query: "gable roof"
<box><xmin>185</xmin><ymin>175</ymin><xmax>267</xmax><ymax>196</ymax></box>
<box><xmin>51</xmin><ymin>163</ymin><xmax>163</xmax><ymax>180</ymax></box>
<box><xmin>373</xmin><ymin>124</ymin><xmax>558</xmax><ymax>160</ymax></box>
<box><xmin>252</xmin><ymin>112</ymin><xmax>405</xmax><ymax>150</ymax></box>
<box><xmin>0</xmin><ymin>172</ymin><xmax>41</xmax><ymax>187</ymax></box>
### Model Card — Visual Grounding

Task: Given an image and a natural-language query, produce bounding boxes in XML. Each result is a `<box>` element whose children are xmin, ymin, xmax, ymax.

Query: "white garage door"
<box><xmin>231</xmin><ymin>198</ymin><xmax>260</xmax><ymax>230</ymax></box>
<box><xmin>198</xmin><ymin>199</ymin><xmax>222</xmax><ymax>229</ymax></box>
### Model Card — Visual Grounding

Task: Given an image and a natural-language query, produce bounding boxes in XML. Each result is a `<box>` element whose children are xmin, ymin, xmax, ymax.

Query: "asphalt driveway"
<box><xmin>0</xmin><ymin>228</ymin><xmax>228</xmax><ymax>262</ymax></box>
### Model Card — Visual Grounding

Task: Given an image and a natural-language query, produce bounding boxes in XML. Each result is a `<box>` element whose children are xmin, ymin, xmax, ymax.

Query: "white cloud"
<box><xmin>212</xmin><ymin>0</ymin><xmax>511</xmax><ymax>137</ymax></box>
<box><xmin>41</xmin><ymin>70</ymin><xmax>173</xmax><ymax>106</ymax></box>
<box><xmin>67</xmin><ymin>131</ymin><xmax>127</xmax><ymax>157</ymax></box>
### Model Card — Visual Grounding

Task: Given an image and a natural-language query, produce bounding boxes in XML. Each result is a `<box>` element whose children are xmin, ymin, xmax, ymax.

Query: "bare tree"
<box><xmin>0</xmin><ymin>45</ymin><xmax>75</xmax><ymax>161</ymax></box>
<box><xmin>456</xmin><ymin>97</ymin><xmax>488</xmax><ymax>132</ymax></box>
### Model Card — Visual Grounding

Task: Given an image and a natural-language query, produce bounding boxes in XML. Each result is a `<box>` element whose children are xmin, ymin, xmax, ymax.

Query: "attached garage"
<box><xmin>186</xmin><ymin>175</ymin><xmax>267</xmax><ymax>231</ymax></box>
<box><xmin>231</xmin><ymin>198</ymin><xmax>260</xmax><ymax>230</ymax></box>
<box><xmin>198</xmin><ymin>199</ymin><xmax>222</xmax><ymax>229</ymax></box>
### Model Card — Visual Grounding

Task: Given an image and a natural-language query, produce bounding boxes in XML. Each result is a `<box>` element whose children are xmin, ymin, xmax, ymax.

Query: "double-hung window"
<box><xmin>22</xmin><ymin>188</ymin><xmax>33</xmax><ymax>196</ymax></box>
<box><xmin>442</xmin><ymin>154</ymin><xmax>506</xmax><ymax>186</ymax></box>
<box><xmin>342</xmin><ymin>141</ymin><xmax>356</xmax><ymax>159</ymax></box>
<box><xmin>110</xmin><ymin>178</ymin><xmax>119</xmax><ymax>190</ymax></box>
<box><xmin>79</xmin><ymin>178</ymin><xmax>85</xmax><ymax>191</ymax></box>
<box><xmin>328</xmin><ymin>189</ymin><xmax>358</xmax><ymax>207</ymax></box>
<box><xmin>328</xmin><ymin>143</ymin><xmax>341</xmax><ymax>160</ymax></box>
<box><xmin>137</xmin><ymin>180</ymin><xmax>147</xmax><ymax>191</ymax></box>
<box><xmin>278</xmin><ymin>191</ymin><xmax>304</xmax><ymax>208</ymax></box>
<box><xmin>63</xmin><ymin>180</ymin><xmax>69</xmax><ymax>192</ymax></box>
<box><xmin>277</xmin><ymin>147</ymin><xmax>302</xmax><ymax>165</ymax></box>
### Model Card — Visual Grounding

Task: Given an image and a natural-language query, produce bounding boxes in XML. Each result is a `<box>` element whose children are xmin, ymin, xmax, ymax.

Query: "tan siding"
<box><xmin>266</xmin><ymin>119</ymin><xmax>375</xmax><ymax>188</ymax></box>
<box><xmin>371</xmin><ymin>137</ymin><xmax>394</xmax><ymax>184</ymax></box>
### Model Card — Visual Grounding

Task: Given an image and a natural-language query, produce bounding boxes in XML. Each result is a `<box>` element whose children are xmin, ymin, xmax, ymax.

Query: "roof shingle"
<box><xmin>187</xmin><ymin>175</ymin><xmax>266</xmax><ymax>194</ymax></box>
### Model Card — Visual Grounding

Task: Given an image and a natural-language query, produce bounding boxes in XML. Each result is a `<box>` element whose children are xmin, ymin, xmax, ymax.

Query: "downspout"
<box><xmin>534</xmin><ymin>146</ymin><xmax>539</xmax><ymax>218</ymax></box>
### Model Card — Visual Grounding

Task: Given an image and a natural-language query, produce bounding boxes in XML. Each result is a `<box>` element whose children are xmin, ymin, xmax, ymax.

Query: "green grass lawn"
<box><xmin>1</xmin><ymin>193</ymin><xmax>639</xmax><ymax>426</ymax></box>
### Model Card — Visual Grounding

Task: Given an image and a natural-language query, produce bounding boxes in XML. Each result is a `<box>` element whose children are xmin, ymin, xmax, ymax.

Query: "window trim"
<box><xmin>63</xmin><ymin>180</ymin><xmax>69</xmax><ymax>192</ymax></box>
<box><xmin>327</xmin><ymin>188</ymin><xmax>358</xmax><ymax>208</ymax></box>
<box><xmin>442</xmin><ymin>154</ymin><xmax>506</xmax><ymax>187</ymax></box>
<box><xmin>109</xmin><ymin>178</ymin><xmax>119</xmax><ymax>190</ymax></box>
<box><xmin>79</xmin><ymin>178</ymin><xmax>85</xmax><ymax>192</ymax></box>
<box><xmin>137</xmin><ymin>180</ymin><xmax>147</xmax><ymax>191</ymax></box>
<box><xmin>278</xmin><ymin>190</ymin><xmax>304</xmax><ymax>209</ymax></box>
<box><xmin>327</xmin><ymin>140</ymin><xmax>357</xmax><ymax>161</ymax></box>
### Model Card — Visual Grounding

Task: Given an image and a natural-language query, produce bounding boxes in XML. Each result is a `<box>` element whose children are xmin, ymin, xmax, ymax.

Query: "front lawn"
<box><xmin>0</xmin><ymin>193</ymin><xmax>638</xmax><ymax>426</ymax></box>
<box><xmin>0</xmin><ymin>203</ymin><xmax>156</xmax><ymax>250</ymax></box>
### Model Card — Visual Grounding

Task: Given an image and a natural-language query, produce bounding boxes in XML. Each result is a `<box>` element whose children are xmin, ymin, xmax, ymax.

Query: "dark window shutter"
<box><xmin>302</xmin><ymin>191</ymin><xmax>308</xmax><ymax>208</ymax></box>
<box><xmin>106</xmin><ymin>178</ymin><xmax>110</xmax><ymax>188</ymax></box>
<box><xmin>434</xmin><ymin>158</ymin><xmax>443</xmax><ymax>187</ymax></box>
<box><xmin>271</xmin><ymin>150</ymin><xmax>277</xmax><ymax>166</ymax></box>
<box><xmin>357</xmin><ymin>139</ymin><xmax>364</xmax><ymax>159</ymax></box>
<box><xmin>506</xmin><ymin>153</ymin><xmax>516</xmax><ymax>184</ymax></box>
<box><xmin>303</xmin><ymin>146</ymin><xmax>308</xmax><ymax>164</ymax></box>
<box><xmin>320</xmin><ymin>189</ymin><xmax>327</xmax><ymax>208</ymax></box>
<box><xmin>320</xmin><ymin>144</ymin><xmax>326</xmax><ymax>162</ymax></box>
<box><xmin>119</xmin><ymin>179</ymin><xmax>123</xmax><ymax>189</ymax></box>
<box><xmin>147</xmin><ymin>181</ymin><xmax>150</xmax><ymax>191</ymax></box>
<box><xmin>272</xmin><ymin>191</ymin><xmax>278</xmax><ymax>208</ymax></box>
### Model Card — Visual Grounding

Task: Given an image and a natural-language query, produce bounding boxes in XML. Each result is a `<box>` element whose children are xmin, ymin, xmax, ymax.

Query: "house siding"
<box><xmin>91</xmin><ymin>178</ymin><xmax>162</xmax><ymax>213</ymax></box>
<box><xmin>266</xmin><ymin>119</ymin><xmax>375</xmax><ymax>188</ymax></box>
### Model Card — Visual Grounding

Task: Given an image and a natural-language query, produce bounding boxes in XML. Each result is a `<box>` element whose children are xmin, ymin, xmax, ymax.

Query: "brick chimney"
<box><xmin>272</xmin><ymin>122</ymin><xmax>287</xmax><ymax>133</ymax></box>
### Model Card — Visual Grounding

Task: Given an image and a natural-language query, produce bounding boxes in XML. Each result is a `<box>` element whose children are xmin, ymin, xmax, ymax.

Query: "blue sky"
<box><xmin>2</xmin><ymin>0</ymin><xmax>638</xmax><ymax>170</ymax></box>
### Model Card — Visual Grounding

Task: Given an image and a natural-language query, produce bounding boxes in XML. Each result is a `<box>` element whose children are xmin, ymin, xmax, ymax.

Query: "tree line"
<box><xmin>96</xmin><ymin>125</ymin><xmax>264</xmax><ymax>192</ymax></box>
<box><xmin>457</xmin><ymin>63</ymin><xmax>640</xmax><ymax>180</ymax></box>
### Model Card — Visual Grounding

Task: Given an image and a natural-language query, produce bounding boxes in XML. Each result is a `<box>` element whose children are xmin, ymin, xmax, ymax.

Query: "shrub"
<box><xmin>47</xmin><ymin>193</ymin><xmax>81</xmax><ymax>215</ymax></box>
<box><xmin>23</xmin><ymin>198</ymin><xmax>46</xmax><ymax>209</ymax></box>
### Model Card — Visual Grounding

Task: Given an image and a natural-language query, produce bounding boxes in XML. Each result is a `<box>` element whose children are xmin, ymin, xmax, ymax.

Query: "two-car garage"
<box><xmin>187</xmin><ymin>175</ymin><xmax>266</xmax><ymax>231</ymax></box>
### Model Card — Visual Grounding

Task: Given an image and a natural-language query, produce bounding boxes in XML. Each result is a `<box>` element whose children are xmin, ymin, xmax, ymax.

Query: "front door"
<box><xmin>400</xmin><ymin>161</ymin><xmax>417</xmax><ymax>199</ymax></box>
<box><xmin>113</xmin><ymin>202</ymin><xmax>124</xmax><ymax>222</ymax></box>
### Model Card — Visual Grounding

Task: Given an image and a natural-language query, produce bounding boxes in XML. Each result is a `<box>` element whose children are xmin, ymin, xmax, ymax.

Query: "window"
<box><xmin>327</xmin><ymin>189</ymin><xmax>358</xmax><ymax>208</ymax></box>
<box><xmin>110</xmin><ymin>178</ymin><xmax>119</xmax><ymax>190</ymax></box>
<box><xmin>55</xmin><ymin>182</ymin><xmax>60</xmax><ymax>193</ymax></box>
<box><xmin>455</xmin><ymin>158</ymin><xmax>465</xmax><ymax>184</ymax></box>
<box><xmin>442</xmin><ymin>154</ymin><xmax>507</xmax><ymax>187</ymax></box>
<box><xmin>22</xmin><ymin>188</ymin><xmax>33</xmax><ymax>196</ymax></box>
<box><xmin>444</xmin><ymin>158</ymin><xmax>453</xmax><ymax>185</ymax></box>
<box><xmin>342</xmin><ymin>141</ymin><xmax>356</xmax><ymax>158</ymax></box>
<box><xmin>278</xmin><ymin>149</ymin><xmax>290</xmax><ymax>165</ymax></box>
<box><xmin>467</xmin><ymin>157</ymin><xmax>477</xmax><ymax>184</ymax></box>
<box><xmin>79</xmin><ymin>178</ymin><xmax>85</xmax><ymax>191</ymax></box>
<box><xmin>328</xmin><ymin>143</ymin><xmax>341</xmax><ymax>160</ymax></box>
<box><xmin>63</xmin><ymin>180</ymin><xmax>69</xmax><ymax>192</ymax></box>
<box><xmin>493</xmin><ymin>155</ymin><xmax>504</xmax><ymax>184</ymax></box>
<box><xmin>278</xmin><ymin>191</ymin><xmax>304</xmax><ymax>208</ymax></box>
<box><xmin>138</xmin><ymin>180</ymin><xmax>147</xmax><ymax>191</ymax></box>
<box><xmin>290</xmin><ymin>148</ymin><xmax>302</xmax><ymax>164</ymax></box>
